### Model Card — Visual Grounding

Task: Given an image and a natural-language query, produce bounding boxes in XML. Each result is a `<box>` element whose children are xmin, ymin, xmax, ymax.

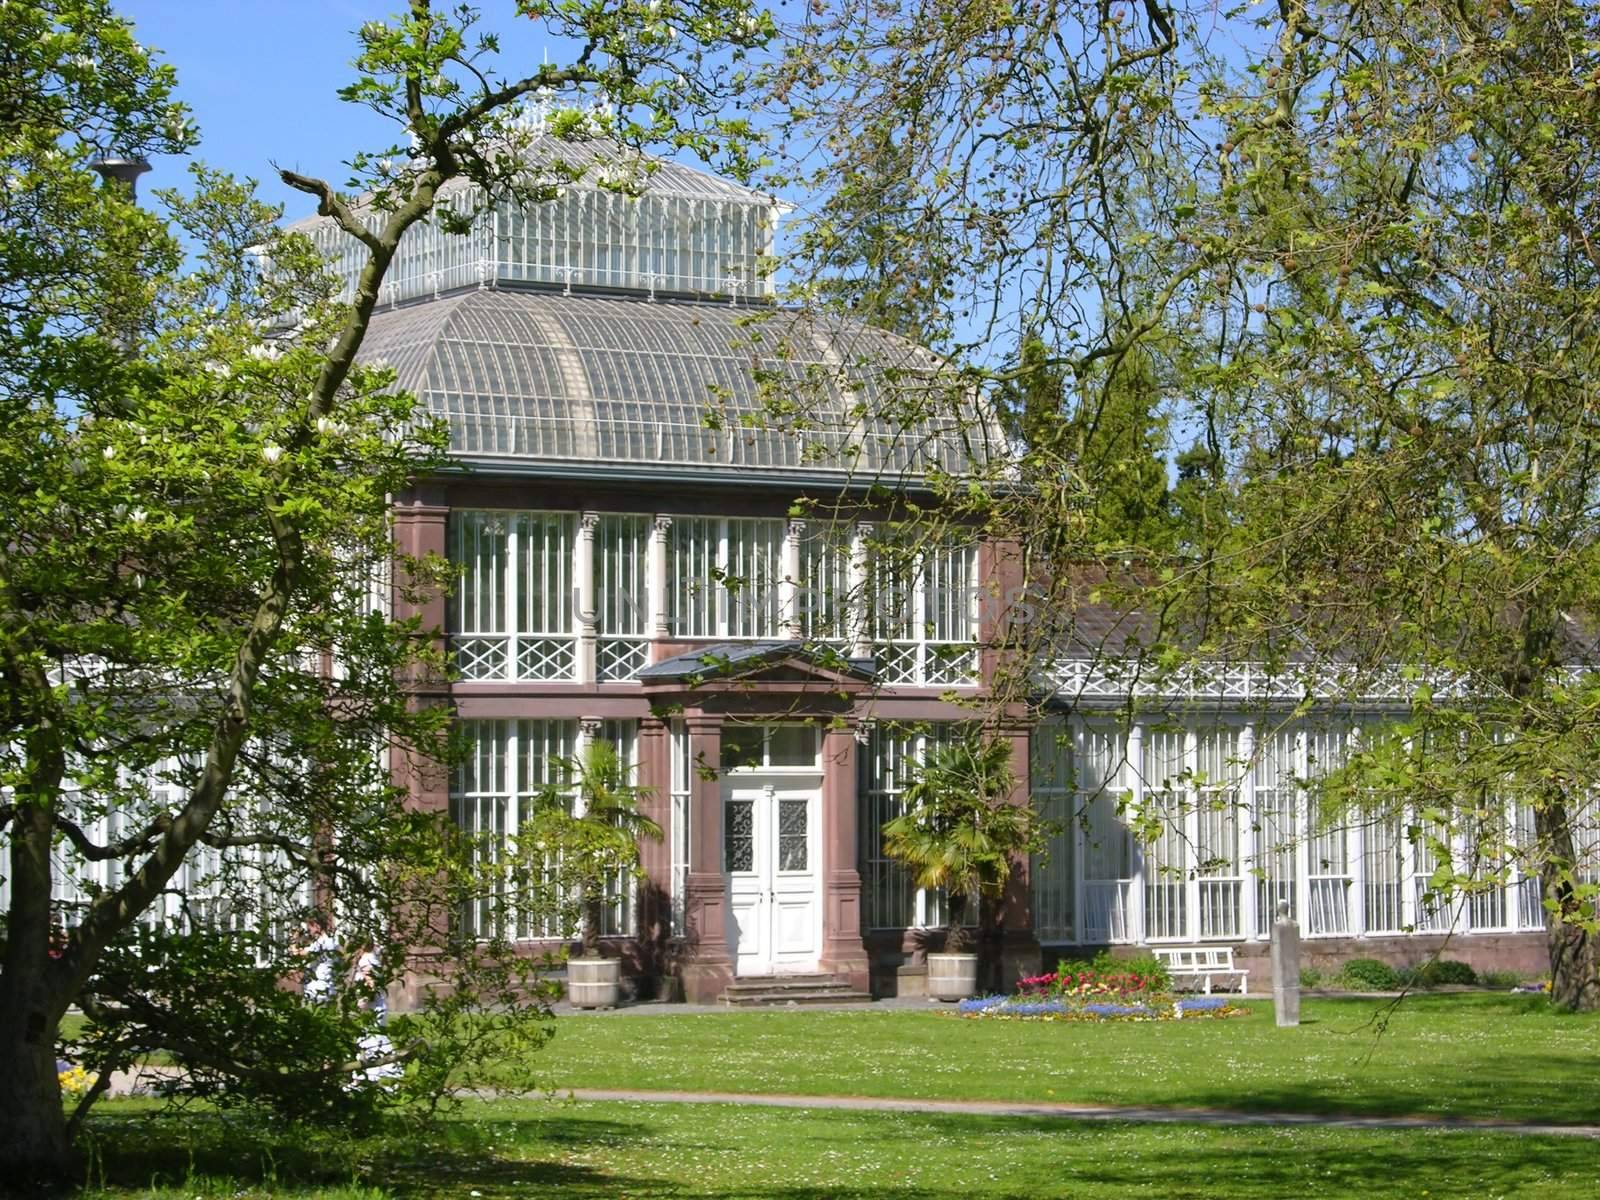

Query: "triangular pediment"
<box><xmin>637</xmin><ymin>641</ymin><xmax>875</xmax><ymax>690</ymax></box>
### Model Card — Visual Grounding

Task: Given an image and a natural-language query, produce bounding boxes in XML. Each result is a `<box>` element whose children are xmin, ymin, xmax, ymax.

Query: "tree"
<box><xmin>530</xmin><ymin>739</ymin><xmax>661</xmax><ymax>960</ymax></box>
<box><xmin>881</xmin><ymin>735</ymin><xmax>1045</xmax><ymax>954</ymax></box>
<box><xmin>0</xmin><ymin>0</ymin><xmax>772</xmax><ymax>1184</ymax></box>
<box><xmin>771</xmin><ymin>1</ymin><xmax>1600</xmax><ymax>1008</ymax></box>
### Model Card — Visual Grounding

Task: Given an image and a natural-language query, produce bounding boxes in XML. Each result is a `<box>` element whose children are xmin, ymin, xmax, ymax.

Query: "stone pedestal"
<box><xmin>1271</xmin><ymin>900</ymin><xmax>1301</xmax><ymax>1027</ymax></box>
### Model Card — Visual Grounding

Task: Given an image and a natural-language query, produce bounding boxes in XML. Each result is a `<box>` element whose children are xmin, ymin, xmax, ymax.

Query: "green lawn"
<box><xmin>79</xmin><ymin>1098</ymin><xmax>1600</xmax><ymax>1199</ymax></box>
<box><xmin>506</xmin><ymin>994</ymin><xmax>1600</xmax><ymax>1125</ymax></box>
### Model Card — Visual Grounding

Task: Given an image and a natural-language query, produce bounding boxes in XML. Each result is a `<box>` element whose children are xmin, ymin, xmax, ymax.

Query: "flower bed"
<box><xmin>956</xmin><ymin>966</ymin><xmax>1247</xmax><ymax>1022</ymax></box>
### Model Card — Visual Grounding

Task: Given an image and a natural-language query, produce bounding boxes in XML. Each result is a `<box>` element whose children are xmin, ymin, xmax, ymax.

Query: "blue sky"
<box><xmin>118</xmin><ymin>1</ymin><xmax>579</xmax><ymax>217</ymax></box>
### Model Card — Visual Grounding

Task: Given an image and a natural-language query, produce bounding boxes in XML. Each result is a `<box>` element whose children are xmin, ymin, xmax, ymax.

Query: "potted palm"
<box><xmin>882</xmin><ymin>735</ymin><xmax>1045</xmax><ymax>1001</ymax></box>
<box><xmin>530</xmin><ymin>739</ymin><xmax>661</xmax><ymax>1009</ymax></box>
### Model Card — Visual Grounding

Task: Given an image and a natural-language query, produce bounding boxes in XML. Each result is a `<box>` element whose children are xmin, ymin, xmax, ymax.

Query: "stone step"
<box><xmin>722</xmin><ymin>987</ymin><xmax>873</xmax><ymax>1008</ymax></box>
<box><xmin>719</xmin><ymin>973</ymin><xmax>872</xmax><ymax>1007</ymax></box>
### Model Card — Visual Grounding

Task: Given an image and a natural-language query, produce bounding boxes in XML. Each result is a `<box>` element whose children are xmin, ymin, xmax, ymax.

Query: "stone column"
<box><xmin>389</xmin><ymin>487</ymin><xmax>451</xmax><ymax>1012</ymax></box>
<box><xmin>995</xmin><ymin>725</ymin><xmax>1042</xmax><ymax>992</ymax></box>
<box><xmin>635</xmin><ymin>716</ymin><xmax>673</xmax><ymax>985</ymax></box>
<box><xmin>575</xmin><ymin>512</ymin><xmax>598</xmax><ymax>684</ymax></box>
<box><xmin>1271</xmin><ymin>900</ymin><xmax>1301</xmax><ymax>1026</ymax></box>
<box><xmin>818</xmin><ymin>723</ymin><xmax>871</xmax><ymax>992</ymax></box>
<box><xmin>648</xmin><ymin>514</ymin><xmax>672</xmax><ymax>648</ymax></box>
<box><xmin>680</xmin><ymin>715</ymin><xmax>733</xmax><ymax>1002</ymax></box>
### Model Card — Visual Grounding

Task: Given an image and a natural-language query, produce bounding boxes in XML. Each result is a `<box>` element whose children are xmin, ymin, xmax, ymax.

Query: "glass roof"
<box><xmin>359</xmin><ymin>287</ymin><xmax>999</xmax><ymax>481</ymax></box>
<box><xmin>291</xmin><ymin>134</ymin><xmax>782</xmax><ymax>307</ymax></box>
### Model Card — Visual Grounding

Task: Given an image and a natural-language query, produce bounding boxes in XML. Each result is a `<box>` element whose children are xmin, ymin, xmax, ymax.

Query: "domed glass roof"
<box><xmin>358</xmin><ymin>287</ymin><xmax>999</xmax><ymax>482</ymax></box>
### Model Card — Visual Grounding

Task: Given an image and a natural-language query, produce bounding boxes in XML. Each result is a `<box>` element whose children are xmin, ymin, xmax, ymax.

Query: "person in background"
<box><xmin>351</xmin><ymin>935</ymin><xmax>387</xmax><ymax>1024</ymax></box>
<box><xmin>295</xmin><ymin>913</ymin><xmax>338</xmax><ymax>1004</ymax></box>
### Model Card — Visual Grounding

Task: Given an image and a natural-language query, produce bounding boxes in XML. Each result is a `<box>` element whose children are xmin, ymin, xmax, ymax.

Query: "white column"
<box><xmin>1072</xmin><ymin>718</ymin><xmax>1088</xmax><ymax>947</ymax></box>
<box><xmin>1240</xmin><ymin>720</ymin><xmax>1259</xmax><ymax>941</ymax></box>
<box><xmin>782</xmin><ymin>517</ymin><xmax>805</xmax><ymax>639</ymax></box>
<box><xmin>649</xmin><ymin>514</ymin><xmax>672</xmax><ymax>641</ymax></box>
<box><xmin>849</xmin><ymin>520</ymin><xmax>872</xmax><ymax>659</ymax></box>
<box><xmin>574</xmin><ymin>718</ymin><xmax>601</xmax><ymax>818</ymax></box>
<box><xmin>1127</xmin><ymin>720</ymin><xmax>1146</xmax><ymax>945</ymax></box>
<box><xmin>1183</xmin><ymin>725</ymin><xmax>1200</xmax><ymax>940</ymax></box>
<box><xmin>1347</xmin><ymin>723</ymin><xmax>1366</xmax><ymax>938</ymax></box>
<box><xmin>1452</xmin><ymin>817</ymin><xmax>1472</xmax><ymax>933</ymax></box>
<box><xmin>1294</xmin><ymin>727</ymin><xmax>1312</xmax><ymax>934</ymax></box>
<box><xmin>575</xmin><ymin>512</ymin><xmax>598</xmax><ymax>684</ymax></box>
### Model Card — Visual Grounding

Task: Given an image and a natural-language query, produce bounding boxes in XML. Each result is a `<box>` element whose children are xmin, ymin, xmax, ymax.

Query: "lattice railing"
<box><xmin>873</xmin><ymin>641</ymin><xmax>978</xmax><ymax>687</ymax></box>
<box><xmin>1046</xmin><ymin>658</ymin><xmax>1498</xmax><ymax>705</ymax></box>
<box><xmin>597</xmin><ymin>638</ymin><xmax>650</xmax><ymax>682</ymax></box>
<box><xmin>452</xmin><ymin>635</ymin><xmax>578</xmax><ymax>681</ymax></box>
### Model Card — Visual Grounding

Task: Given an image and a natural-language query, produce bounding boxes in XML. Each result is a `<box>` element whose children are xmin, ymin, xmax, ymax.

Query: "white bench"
<box><xmin>1153</xmin><ymin>947</ymin><xmax>1249</xmax><ymax>995</ymax></box>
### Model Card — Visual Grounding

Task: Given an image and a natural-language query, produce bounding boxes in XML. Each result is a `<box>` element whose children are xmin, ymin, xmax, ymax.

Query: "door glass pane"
<box><xmin>777</xmin><ymin>798</ymin><xmax>808</xmax><ymax>871</ymax></box>
<box><xmin>724</xmin><ymin>799</ymin><xmax>754</xmax><ymax>872</ymax></box>
<box><xmin>768</xmin><ymin>724</ymin><xmax>818</xmax><ymax>767</ymax></box>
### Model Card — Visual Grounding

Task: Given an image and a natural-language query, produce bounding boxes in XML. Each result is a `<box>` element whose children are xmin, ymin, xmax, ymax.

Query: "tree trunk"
<box><xmin>0</xmin><ymin>983</ymin><xmax>75</xmax><ymax>1191</ymax></box>
<box><xmin>1534</xmin><ymin>790</ymin><xmax>1600</xmax><ymax>1012</ymax></box>
<box><xmin>1546</xmin><ymin>917</ymin><xmax>1600</xmax><ymax>1012</ymax></box>
<box><xmin>582</xmin><ymin>892</ymin><xmax>602</xmax><ymax>959</ymax></box>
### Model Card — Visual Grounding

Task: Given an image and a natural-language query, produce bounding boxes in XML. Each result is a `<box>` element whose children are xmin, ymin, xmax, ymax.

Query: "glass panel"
<box><xmin>1141</xmin><ymin>727</ymin><xmax>1189</xmax><ymax>940</ymax></box>
<box><xmin>777</xmin><ymin>798</ymin><xmax>808</xmax><ymax>871</ymax></box>
<box><xmin>724</xmin><ymin>799</ymin><xmax>755</xmax><ymax>873</ymax></box>
<box><xmin>1030</xmin><ymin>719</ymin><xmax>1074</xmax><ymax>942</ymax></box>
<box><xmin>721</xmin><ymin>726</ymin><xmax>764</xmax><ymax>770</ymax></box>
<box><xmin>1253</xmin><ymin>725</ymin><xmax>1299</xmax><ymax>935</ymax></box>
<box><xmin>767</xmin><ymin>724</ymin><xmax>818</xmax><ymax>768</ymax></box>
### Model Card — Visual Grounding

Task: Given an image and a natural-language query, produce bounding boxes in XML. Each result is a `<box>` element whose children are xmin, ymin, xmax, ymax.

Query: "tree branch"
<box><xmin>276</xmin><ymin>169</ymin><xmax>381</xmax><ymax>252</ymax></box>
<box><xmin>53</xmin><ymin>812</ymin><xmax>170</xmax><ymax>862</ymax></box>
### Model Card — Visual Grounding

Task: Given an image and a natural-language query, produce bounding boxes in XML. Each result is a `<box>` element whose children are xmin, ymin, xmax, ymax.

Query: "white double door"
<box><xmin>723</xmin><ymin>776</ymin><xmax>821</xmax><ymax>976</ymax></box>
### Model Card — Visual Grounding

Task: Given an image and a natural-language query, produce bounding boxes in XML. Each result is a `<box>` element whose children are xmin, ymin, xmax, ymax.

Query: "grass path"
<box><xmin>512</xmin><ymin>994</ymin><xmax>1600</xmax><ymax>1125</ymax></box>
<box><xmin>554</xmin><ymin>1085</ymin><xmax>1600</xmax><ymax>1138</ymax></box>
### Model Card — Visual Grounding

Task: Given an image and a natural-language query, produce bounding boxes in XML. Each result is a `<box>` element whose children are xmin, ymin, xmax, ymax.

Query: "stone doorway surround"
<box><xmin>638</xmin><ymin>641</ymin><xmax>875</xmax><ymax>1002</ymax></box>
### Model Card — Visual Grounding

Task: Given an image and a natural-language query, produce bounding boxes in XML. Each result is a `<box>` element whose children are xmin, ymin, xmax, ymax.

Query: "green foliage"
<box><xmin>881</xmin><ymin>736</ymin><xmax>1049</xmax><ymax>953</ymax></box>
<box><xmin>524</xmin><ymin>739</ymin><xmax>661</xmax><ymax>959</ymax></box>
<box><xmin>1409</xmin><ymin>959</ymin><xmax>1478</xmax><ymax>988</ymax></box>
<box><xmin>1</xmin><ymin>0</ymin><xmax>778</xmax><ymax>1179</ymax></box>
<box><xmin>1299</xmin><ymin>966</ymin><xmax>1324</xmax><ymax>989</ymax></box>
<box><xmin>1338</xmin><ymin>959</ymin><xmax>1401</xmax><ymax>992</ymax></box>
<box><xmin>1479</xmin><ymin>969</ymin><xmax>1523</xmax><ymax>990</ymax></box>
<box><xmin>771</xmin><ymin>0</ymin><xmax>1600</xmax><ymax>1012</ymax></box>
<box><xmin>1057</xmin><ymin>950</ymin><xmax>1172</xmax><ymax>993</ymax></box>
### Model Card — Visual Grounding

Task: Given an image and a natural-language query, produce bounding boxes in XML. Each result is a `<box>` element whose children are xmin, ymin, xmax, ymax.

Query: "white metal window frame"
<box><xmin>869</xmin><ymin>535</ymin><xmax>980</xmax><ymax>687</ymax></box>
<box><xmin>719</xmin><ymin>722</ymin><xmax>822</xmax><ymax>774</ymax></box>
<box><xmin>858</xmin><ymin>723</ymin><xmax>966</xmax><ymax>931</ymax></box>
<box><xmin>669</xmin><ymin>720</ymin><xmax>691</xmax><ymax>938</ymax></box>
<box><xmin>450</xmin><ymin>718</ymin><xmax>575</xmax><ymax>940</ymax></box>
<box><xmin>668</xmin><ymin>515</ymin><xmax>785</xmax><ymax>640</ymax></box>
<box><xmin>1136</xmin><ymin>723</ymin><xmax>1249</xmax><ymax>944</ymax></box>
<box><xmin>596</xmin><ymin>513</ymin><xmax>651</xmax><ymax>681</ymax></box>
<box><xmin>449</xmin><ymin>510</ymin><xmax>577</xmax><ymax>682</ymax></box>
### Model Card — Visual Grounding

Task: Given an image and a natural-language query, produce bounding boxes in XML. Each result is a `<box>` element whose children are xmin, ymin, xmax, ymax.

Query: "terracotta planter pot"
<box><xmin>568</xmin><ymin>956</ymin><xmax>621</xmax><ymax>1009</ymax></box>
<box><xmin>927</xmin><ymin>952</ymin><xmax>980</xmax><ymax>1001</ymax></box>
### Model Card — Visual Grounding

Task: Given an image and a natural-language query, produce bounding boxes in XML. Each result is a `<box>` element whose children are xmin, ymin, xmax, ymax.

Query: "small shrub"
<box><xmin>1339</xmin><ymin>957</ymin><xmax>1400</xmax><ymax>990</ymax></box>
<box><xmin>1299</xmin><ymin>966</ymin><xmax>1324</xmax><ymax>989</ymax></box>
<box><xmin>1480</xmin><ymin>969</ymin><xmax>1522</xmax><ymax>989</ymax></box>
<box><xmin>1089</xmin><ymin>950</ymin><xmax>1172</xmax><ymax>991</ymax></box>
<box><xmin>1414</xmin><ymin>959</ymin><xmax>1478</xmax><ymax>987</ymax></box>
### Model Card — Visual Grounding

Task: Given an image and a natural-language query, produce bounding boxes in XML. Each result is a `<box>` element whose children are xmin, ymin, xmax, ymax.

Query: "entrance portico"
<box><xmin>639</xmin><ymin>642</ymin><xmax>874</xmax><ymax>1002</ymax></box>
